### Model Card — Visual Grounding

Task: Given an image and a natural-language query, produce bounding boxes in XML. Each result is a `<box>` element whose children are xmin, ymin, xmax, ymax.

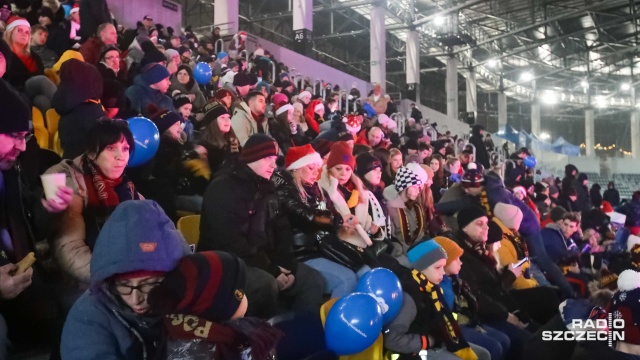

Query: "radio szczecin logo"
<box><xmin>541</xmin><ymin>313</ymin><xmax>624</xmax><ymax>347</ymax></box>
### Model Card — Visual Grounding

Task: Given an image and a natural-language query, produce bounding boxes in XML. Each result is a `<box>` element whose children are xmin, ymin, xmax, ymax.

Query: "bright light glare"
<box><xmin>621</xmin><ymin>83</ymin><xmax>631</xmax><ymax>91</ymax></box>
<box><xmin>581</xmin><ymin>80</ymin><xmax>589</xmax><ymax>88</ymax></box>
<box><xmin>596</xmin><ymin>96</ymin><xmax>607</xmax><ymax>108</ymax></box>
<box><xmin>487</xmin><ymin>59</ymin><xmax>498</xmax><ymax>68</ymax></box>
<box><xmin>520</xmin><ymin>72</ymin><xmax>534</xmax><ymax>82</ymax></box>
<box><xmin>433</xmin><ymin>16</ymin><xmax>445</xmax><ymax>26</ymax></box>
<box><xmin>540</xmin><ymin>132</ymin><xmax>551</xmax><ymax>140</ymax></box>
<box><xmin>541</xmin><ymin>91</ymin><xmax>557</xmax><ymax>105</ymax></box>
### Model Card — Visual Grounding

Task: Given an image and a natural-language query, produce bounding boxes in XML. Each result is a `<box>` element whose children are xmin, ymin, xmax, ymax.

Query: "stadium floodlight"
<box><xmin>621</xmin><ymin>83</ymin><xmax>631</xmax><ymax>91</ymax></box>
<box><xmin>540</xmin><ymin>132</ymin><xmax>551</xmax><ymax>140</ymax></box>
<box><xmin>580</xmin><ymin>80</ymin><xmax>589</xmax><ymax>88</ymax></box>
<box><xmin>541</xmin><ymin>91</ymin><xmax>557</xmax><ymax>105</ymax></box>
<box><xmin>520</xmin><ymin>71</ymin><xmax>534</xmax><ymax>82</ymax></box>
<box><xmin>433</xmin><ymin>16</ymin><xmax>446</xmax><ymax>26</ymax></box>
<box><xmin>487</xmin><ymin>59</ymin><xmax>498</xmax><ymax>68</ymax></box>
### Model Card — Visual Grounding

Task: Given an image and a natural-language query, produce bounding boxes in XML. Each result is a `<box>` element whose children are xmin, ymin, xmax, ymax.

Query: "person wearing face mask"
<box><xmin>198</xmin><ymin>102</ymin><xmax>241</xmax><ymax>176</ymax></box>
<box><xmin>46</xmin><ymin>119</ymin><xmax>142</xmax><ymax>287</ymax></box>
<box><xmin>149</xmin><ymin>106</ymin><xmax>210</xmax><ymax>214</ymax></box>
<box><xmin>198</xmin><ymin>134</ymin><xmax>325</xmax><ymax>318</ymax></box>
<box><xmin>61</xmin><ymin>200</ymin><xmax>190</xmax><ymax>360</ymax></box>
<box><xmin>384</xmin><ymin>165</ymin><xmax>428</xmax><ymax>267</ymax></box>
<box><xmin>273</xmin><ymin>145</ymin><xmax>363</xmax><ymax>298</ymax></box>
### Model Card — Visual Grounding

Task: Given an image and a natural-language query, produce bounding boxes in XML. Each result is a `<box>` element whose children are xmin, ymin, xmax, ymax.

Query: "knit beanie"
<box><xmin>609</xmin><ymin>270</ymin><xmax>640</xmax><ymax>346</ymax></box>
<box><xmin>172</xmin><ymin>93</ymin><xmax>191</xmax><ymax>110</ymax></box>
<box><xmin>178</xmin><ymin>46</ymin><xmax>191</xmax><ymax>56</ymax></box>
<box><xmin>408</xmin><ymin>240</ymin><xmax>448</xmax><ymax>271</ymax></box>
<box><xmin>148</xmin><ymin>105</ymin><xmax>181</xmax><ymax>135</ymax></box>
<box><xmin>494</xmin><ymin>202</ymin><xmax>524</xmax><ymax>230</ymax></box>
<box><xmin>140</xmin><ymin>63</ymin><xmax>170</xmax><ymax>86</ymax></box>
<box><xmin>164</xmin><ymin>48</ymin><xmax>179</xmax><ymax>62</ymax></box>
<box><xmin>461</xmin><ymin>163</ymin><xmax>484</xmax><ymax>188</ymax></box>
<box><xmin>99</xmin><ymin>45</ymin><xmax>120</xmax><ymax>61</ymax></box>
<box><xmin>233</xmin><ymin>72</ymin><xmax>255</xmax><ymax>87</ymax></box>
<box><xmin>149</xmin><ymin>251</ymin><xmax>246</xmax><ymax>322</ymax></box>
<box><xmin>140</xmin><ymin>41</ymin><xmax>167</xmax><ymax>66</ymax></box>
<box><xmin>577</xmin><ymin>173</ymin><xmax>589</xmax><ymax>182</ymax></box>
<box><xmin>0</xmin><ymin>79</ymin><xmax>30</xmax><ymax>133</ymax></box>
<box><xmin>406</xmin><ymin>162</ymin><xmax>428</xmax><ymax>184</ymax></box>
<box><xmin>355</xmin><ymin>152</ymin><xmax>382</xmax><ymax>179</ymax></box>
<box><xmin>598</xmin><ymin>269</ymin><xmax>619</xmax><ymax>291</ymax></box>
<box><xmin>255</xmin><ymin>81</ymin><xmax>271</xmax><ymax>96</ymax></box>
<box><xmin>327</xmin><ymin>141</ymin><xmax>355</xmax><ymax>170</ymax></box>
<box><xmin>433</xmin><ymin>236</ymin><xmax>463</xmax><ymax>267</ymax></box>
<box><xmin>311</xmin><ymin>138</ymin><xmax>333</xmax><ymax>158</ymax></box>
<box><xmin>37</xmin><ymin>7</ymin><xmax>54</xmax><ymax>21</ymax></box>
<box><xmin>394</xmin><ymin>166</ymin><xmax>423</xmax><ymax>193</ymax></box>
<box><xmin>457</xmin><ymin>206</ymin><xmax>488</xmax><ymax>230</ymax></box>
<box><xmin>487</xmin><ymin>221</ymin><xmax>503</xmax><ymax>244</ymax></box>
<box><xmin>214</xmin><ymin>88</ymin><xmax>233</xmax><ymax>100</ymax></box>
<box><xmin>285</xmin><ymin>144</ymin><xmax>322</xmax><ymax>170</ymax></box>
<box><xmin>238</xmin><ymin>134</ymin><xmax>279</xmax><ymax>164</ymax></box>
<box><xmin>271</xmin><ymin>93</ymin><xmax>288</xmax><ymax>106</ymax></box>
<box><xmin>217</xmin><ymin>51</ymin><xmax>228</xmax><ymax>60</ymax></box>
<box><xmin>201</xmin><ymin>102</ymin><xmax>229</xmax><ymax>127</ymax></box>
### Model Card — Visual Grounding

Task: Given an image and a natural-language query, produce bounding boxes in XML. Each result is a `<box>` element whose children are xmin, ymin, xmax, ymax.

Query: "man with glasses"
<box><xmin>0</xmin><ymin>80</ymin><xmax>73</xmax><ymax>355</ymax></box>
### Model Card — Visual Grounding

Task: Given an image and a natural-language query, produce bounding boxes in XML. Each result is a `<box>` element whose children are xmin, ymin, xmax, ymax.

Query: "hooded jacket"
<box><xmin>61</xmin><ymin>200</ymin><xmax>189</xmax><ymax>360</ymax></box>
<box><xmin>573</xmin><ymin>174</ymin><xmax>591</xmax><ymax>213</ymax></box>
<box><xmin>53</xmin><ymin>59</ymin><xmax>106</xmax><ymax>159</ymax></box>
<box><xmin>603</xmin><ymin>183</ymin><xmax>620</xmax><ymax>207</ymax></box>
<box><xmin>540</xmin><ymin>223</ymin><xmax>578</xmax><ymax>264</ymax></box>
<box><xmin>469</xmin><ymin>125</ymin><xmax>490</xmax><ymax>169</ymax></box>
<box><xmin>230</xmin><ymin>101</ymin><xmax>269</xmax><ymax>147</ymax></box>
<box><xmin>125</xmin><ymin>74</ymin><xmax>175</xmax><ymax>118</ymax></box>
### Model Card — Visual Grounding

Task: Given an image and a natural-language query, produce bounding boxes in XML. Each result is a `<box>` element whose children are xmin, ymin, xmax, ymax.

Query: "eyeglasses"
<box><xmin>6</xmin><ymin>133</ymin><xmax>33</xmax><ymax>143</ymax></box>
<box><xmin>113</xmin><ymin>281</ymin><xmax>163</xmax><ymax>295</ymax></box>
<box><xmin>104</xmin><ymin>56</ymin><xmax>119</xmax><ymax>61</ymax></box>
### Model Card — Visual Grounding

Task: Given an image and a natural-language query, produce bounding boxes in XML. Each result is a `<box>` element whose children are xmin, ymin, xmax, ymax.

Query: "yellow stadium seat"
<box><xmin>52</xmin><ymin>132</ymin><xmax>63</xmax><ymax>156</ymax></box>
<box><xmin>32</xmin><ymin>107</ymin><xmax>49</xmax><ymax>149</ymax></box>
<box><xmin>45</xmin><ymin>108</ymin><xmax>60</xmax><ymax>145</ymax></box>
<box><xmin>176</xmin><ymin>215</ymin><xmax>200</xmax><ymax>246</ymax></box>
<box><xmin>320</xmin><ymin>298</ymin><xmax>385</xmax><ymax>360</ymax></box>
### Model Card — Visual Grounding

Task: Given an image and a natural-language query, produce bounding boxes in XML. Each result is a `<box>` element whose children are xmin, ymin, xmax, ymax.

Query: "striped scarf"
<box><xmin>398</xmin><ymin>203</ymin><xmax>424</xmax><ymax>246</ymax></box>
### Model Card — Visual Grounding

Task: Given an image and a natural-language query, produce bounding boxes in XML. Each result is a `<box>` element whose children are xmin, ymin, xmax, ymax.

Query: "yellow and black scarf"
<box><xmin>398</xmin><ymin>203</ymin><xmax>424</xmax><ymax>246</ymax></box>
<box><xmin>411</xmin><ymin>270</ymin><xmax>478</xmax><ymax>360</ymax></box>
<box><xmin>479</xmin><ymin>190</ymin><xmax>493</xmax><ymax>218</ymax></box>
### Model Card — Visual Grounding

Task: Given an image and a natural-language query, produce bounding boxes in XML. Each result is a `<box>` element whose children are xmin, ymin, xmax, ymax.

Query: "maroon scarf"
<box><xmin>82</xmin><ymin>155</ymin><xmax>137</xmax><ymax>215</ymax></box>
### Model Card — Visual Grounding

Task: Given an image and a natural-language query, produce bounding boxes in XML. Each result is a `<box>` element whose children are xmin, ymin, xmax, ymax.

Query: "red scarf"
<box><xmin>82</xmin><ymin>156</ymin><xmax>135</xmax><ymax>212</ymax></box>
<box><xmin>251</xmin><ymin>111</ymin><xmax>265</xmax><ymax>134</ymax></box>
<box><xmin>15</xmin><ymin>52</ymin><xmax>37</xmax><ymax>73</ymax></box>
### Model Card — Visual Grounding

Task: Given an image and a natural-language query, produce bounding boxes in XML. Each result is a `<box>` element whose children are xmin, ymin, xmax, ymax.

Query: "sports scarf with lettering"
<box><xmin>411</xmin><ymin>269</ymin><xmax>478</xmax><ymax>360</ymax></box>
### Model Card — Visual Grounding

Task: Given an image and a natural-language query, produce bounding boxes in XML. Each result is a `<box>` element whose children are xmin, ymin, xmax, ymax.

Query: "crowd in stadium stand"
<box><xmin>0</xmin><ymin>1</ymin><xmax>639</xmax><ymax>359</ymax></box>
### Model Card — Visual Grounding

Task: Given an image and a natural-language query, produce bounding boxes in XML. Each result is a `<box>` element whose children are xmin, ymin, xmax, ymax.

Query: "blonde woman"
<box><xmin>382</xmin><ymin>147</ymin><xmax>403</xmax><ymax>187</ymax></box>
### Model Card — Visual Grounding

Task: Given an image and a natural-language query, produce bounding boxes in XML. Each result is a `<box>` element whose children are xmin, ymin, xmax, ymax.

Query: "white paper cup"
<box><xmin>41</xmin><ymin>173</ymin><xmax>66</xmax><ymax>202</ymax></box>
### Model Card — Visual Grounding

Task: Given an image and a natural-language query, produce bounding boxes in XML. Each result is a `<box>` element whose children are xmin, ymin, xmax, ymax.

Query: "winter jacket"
<box><xmin>540</xmin><ymin>223</ymin><xmax>578</xmax><ymax>264</ymax></box>
<box><xmin>573</xmin><ymin>180</ymin><xmax>591</xmax><ymax>213</ymax></box>
<box><xmin>125</xmin><ymin>74</ymin><xmax>175</xmax><ymax>118</ymax></box>
<box><xmin>30</xmin><ymin>45</ymin><xmax>58</xmax><ymax>69</ymax></box>
<box><xmin>61</xmin><ymin>200</ymin><xmax>189</xmax><ymax>360</ymax></box>
<box><xmin>46</xmin><ymin>157</ymin><xmax>143</xmax><ymax>284</ymax></box>
<box><xmin>3</xmin><ymin>51</ymin><xmax>44</xmax><ymax>92</ymax></box>
<box><xmin>493</xmin><ymin>218</ymin><xmax>539</xmax><ymax>289</ymax></box>
<box><xmin>151</xmin><ymin>140</ymin><xmax>210</xmax><ymax>197</ymax></box>
<box><xmin>197</xmin><ymin>140</ymin><xmax>239</xmax><ymax>178</ymax></box>
<box><xmin>603</xmin><ymin>188</ymin><xmax>620</xmax><ymax>207</ymax></box>
<box><xmin>469</xmin><ymin>125</ymin><xmax>490</xmax><ymax>169</ymax></box>
<box><xmin>456</xmin><ymin>231</ymin><xmax>520</xmax><ymax>323</ymax></box>
<box><xmin>620</xmin><ymin>199</ymin><xmax>640</xmax><ymax>227</ymax></box>
<box><xmin>197</xmin><ymin>164</ymin><xmax>296</xmax><ymax>277</ymax></box>
<box><xmin>367</xmin><ymin>93</ymin><xmax>390</xmax><ymax>115</ymax></box>
<box><xmin>230</xmin><ymin>101</ymin><xmax>269</xmax><ymax>147</ymax></box>
<box><xmin>53</xmin><ymin>60</ymin><xmax>105</xmax><ymax>159</ymax></box>
<box><xmin>272</xmin><ymin>170</ymin><xmax>339</xmax><ymax>262</ymax></box>
<box><xmin>78</xmin><ymin>0</ymin><xmax>111</xmax><ymax>41</ymax></box>
<box><xmin>78</xmin><ymin>36</ymin><xmax>106</xmax><ymax>65</ymax></box>
<box><xmin>590</xmin><ymin>186</ymin><xmax>602</xmax><ymax>209</ymax></box>
<box><xmin>168</xmin><ymin>77</ymin><xmax>206</xmax><ymax>111</ymax></box>
<box><xmin>44</xmin><ymin>22</ymin><xmax>71</xmax><ymax>57</ymax></box>
<box><xmin>384</xmin><ymin>185</ymin><xmax>423</xmax><ymax>267</ymax></box>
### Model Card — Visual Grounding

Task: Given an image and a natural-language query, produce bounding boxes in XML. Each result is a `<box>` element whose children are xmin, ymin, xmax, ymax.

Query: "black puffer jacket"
<box><xmin>272</xmin><ymin>170</ymin><xmax>341</xmax><ymax>262</ymax></box>
<box><xmin>198</xmin><ymin>164</ymin><xmax>296</xmax><ymax>277</ymax></box>
<box><xmin>469</xmin><ymin>124</ymin><xmax>490</xmax><ymax>169</ymax></box>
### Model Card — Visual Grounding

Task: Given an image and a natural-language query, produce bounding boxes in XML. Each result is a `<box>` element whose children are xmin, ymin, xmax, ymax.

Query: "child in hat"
<box><xmin>384</xmin><ymin>239</ymin><xmax>490</xmax><ymax>360</ymax></box>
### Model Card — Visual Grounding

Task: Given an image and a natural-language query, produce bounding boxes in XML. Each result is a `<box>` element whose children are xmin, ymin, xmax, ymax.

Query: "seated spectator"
<box><xmin>101</xmin><ymin>78</ymin><xmax>126</xmax><ymax>119</ymax></box>
<box><xmin>0</xmin><ymin>79</ymin><xmax>72</xmax><ymax>356</ymax></box>
<box><xmin>356</xmin><ymin>126</ymin><xmax>389</xmax><ymax>150</ymax></box>
<box><xmin>30</xmin><ymin>24</ymin><xmax>58</xmax><ymax>68</ymax></box>
<box><xmin>382</xmin><ymin>147</ymin><xmax>403</xmax><ymax>187</ymax></box>
<box><xmin>3</xmin><ymin>16</ymin><xmax>57</xmax><ymax>113</ymax></box>
<box><xmin>172</xmin><ymin>93</ymin><xmax>195</xmax><ymax>140</ymax></box>
<box><xmin>385</xmin><ymin>239</ymin><xmax>490</xmax><ymax>360</ymax></box>
<box><xmin>273</xmin><ymin>145</ymin><xmax>366</xmax><ymax>298</ymax></box>
<box><xmin>44</xmin><ymin>49</ymin><xmax>84</xmax><ymax>85</ymax></box>
<box><xmin>168</xmin><ymin>64</ymin><xmax>206</xmax><ymax>111</ymax></box>
<box><xmin>303</xmin><ymin>99</ymin><xmax>324</xmax><ymax>138</ymax></box>
<box><xmin>430</xmin><ymin>154</ymin><xmax>446</xmax><ymax>202</ymax></box>
<box><xmin>231</xmin><ymin>91</ymin><xmax>268</xmax><ymax>147</ymax></box>
<box><xmin>164</xmin><ymin>48</ymin><xmax>180</xmax><ymax>75</ymax></box>
<box><xmin>36</xmin><ymin>6</ymin><xmax>69</xmax><ymax>58</ymax></box>
<box><xmin>270</xmin><ymin>99</ymin><xmax>305</xmax><ymax>154</ymax></box>
<box><xmin>60</xmin><ymin>200</ymin><xmax>189</xmax><ymax>360</ymax></box>
<box><xmin>356</xmin><ymin>152</ymin><xmax>386</xmax><ymax>212</ymax></box>
<box><xmin>148</xmin><ymin>251</ymin><xmax>283</xmax><ymax>359</ymax></box>
<box><xmin>149</xmin><ymin>106</ymin><xmax>209</xmax><ymax>213</ymax></box>
<box><xmin>68</xmin><ymin>5</ymin><xmax>81</xmax><ymax>44</ymax></box>
<box><xmin>125</xmin><ymin>62</ymin><xmax>174</xmax><ymax>118</ymax></box>
<box><xmin>620</xmin><ymin>191</ymin><xmax>640</xmax><ymax>235</ymax></box>
<box><xmin>198</xmin><ymin>134</ymin><xmax>324</xmax><ymax>318</ymax></box>
<box><xmin>541</xmin><ymin>212</ymin><xmax>580</xmax><ymax>264</ymax></box>
<box><xmin>198</xmin><ymin>102</ymin><xmax>240</xmax><ymax>176</ymax></box>
<box><xmin>79</xmin><ymin>23</ymin><xmax>118</xmax><ymax>65</ymax></box>
<box><xmin>47</xmin><ymin>119</ymin><xmax>141</xmax><ymax>286</ymax></box>
<box><xmin>384</xmin><ymin>165</ymin><xmax>427</xmax><ymax>267</ymax></box>
<box><xmin>367</xmin><ymin>83</ymin><xmax>390</xmax><ymax>114</ymax></box>
<box><xmin>54</xmin><ymin>58</ymin><xmax>105</xmax><ymax>159</ymax></box>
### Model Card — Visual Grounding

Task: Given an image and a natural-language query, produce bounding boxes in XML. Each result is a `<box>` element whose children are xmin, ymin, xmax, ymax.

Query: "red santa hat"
<box><xmin>314</xmin><ymin>102</ymin><xmax>324</xmax><ymax>114</ymax></box>
<box><xmin>601</xmin><ymin>201</ymin><xmax>614</xmax><ymax>214</ymax></box>
<box><xmin>285</xmin><ymin>144</ymin><xmax>322</xmax><ymax>171</ymax></box>
<box><xmin>6</xmin><ymin>16</ymin><xmax>30</xmax><ymax>32</ymax></box>
<box><xmin>274</xmin><ymin>101</ymin><xmax>293</xmax><ymax>117</ymax></box>
<box><xmin>70</xmin><ymin>4</ymin><xmax>79</xmax><ymax>14</ymax></box>
<box><xmin>343</xmin><ymin>114</ymin><xmax>361</xmax><ymax>134</ymax></box>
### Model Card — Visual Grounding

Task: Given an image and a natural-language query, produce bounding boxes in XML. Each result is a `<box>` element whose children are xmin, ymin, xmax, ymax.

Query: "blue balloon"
<box><xmin>356</xmin><ymin>267</ymin><xmax>403</xmax><ymax>325</ymax></box>
<box><xmin>62</xmin><ymin>4</ymin><xmax>72</xmax><ymax>18</ymax></box>
<box><xmin>193</xmin><ymin>62</ymin><xmax>212</xmax><ymax>85</ymax></box>
<box><xmin>523</xmin><ymin>155</ymin><xmax>537</xmax><ymax>168</ymax></box>
<box><xmin>126</xmin><ymin>117</ymin><xmax>160</xmax><ymax>167</ymax></box>
<box><xmin>325</xmin><ymin>293</ymin><xmax>383</xmax><ymax>355</ymax></box>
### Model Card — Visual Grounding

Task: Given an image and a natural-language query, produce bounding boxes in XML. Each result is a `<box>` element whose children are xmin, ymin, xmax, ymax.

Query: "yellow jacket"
<box><xmin>493</xmin><ymin>218</ymin><xmax>539</xmax><ymax>289</ymax></box>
